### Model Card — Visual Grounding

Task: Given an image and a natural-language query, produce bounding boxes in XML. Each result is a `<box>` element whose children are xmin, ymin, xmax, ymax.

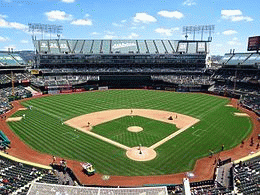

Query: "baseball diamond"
<box><xmin>7</xmin><ymin>90</ymin><xmax>252</xmax><ymax>176</ymax></box>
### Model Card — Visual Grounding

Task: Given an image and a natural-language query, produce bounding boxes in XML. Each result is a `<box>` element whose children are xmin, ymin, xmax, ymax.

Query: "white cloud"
<box><xmin>222</xmin><ymin>30</ymin><xmax>238</xmax><ymax>35</ymax></box>
<box><xmin>133</xmin><ymin>13</ymin><xmax>157</xmax><ymax>23</ymax></box>
<box><xmin>227</xmin><ymin>37</ymin><xmax>241</xmax><ymax>46</ymax></box>
<box><xmin>125</xmin><ymin>33</ymin><xmax>139</xmax><ymax>39</ymax></box>
<box><xmin>0</xmin><ymin>18</ymin><xmax>10</xmax><ymax>27</ymax></box>
<box><xmin>230</xmin><ymin>16</ymin><xmax>253</xmax><ymax>22</ymax></box>
<box><xmin>155</xmin><ymin>27</ymin><xmax>179</xmax><ymax>36</ymax></box>
<box><xmin>85</xmin><ymin>14</ymin><xmax>90</xmax><ymax>17</ymax></box>
<box><xmin>103</xmin><ymin>30</ymin><xmax>117</xmax><ymax>39</ymax></box>
<box><xmin>221</xmin><ymin>9</ymin><xmax>253</xmax><ymax>22</ymax></box>
<box><xmin>121</xmin><ymin>20</ymin><xmax>127</xmax><ymax>23</ymax></box>
<box><xmin>45</xmin><ymin>10</ymin><xmax>73</xmax><ymax>21</ymax></box>
<box><xmin>20</xmin><ymin>40</ymin><xmax>29</xmax><ymax>44</ymax></box>
<box><xmin>91</xmin><ymin>32</ymin><xmax>100</xmax><ymax>35</ymax></box>
<box><xmin>71</xmin><ymin>19</ymin><xmax>92</xmax><ymax>26</ymax></box>
<box><xmin>112</xmin><ymin>22</ymin><xmax>123</xmax><ymax>27</ymax></box>
<box><xmin>0</xmin><ymin>14</ymin><xmax>8</xmax><ymax>18</ymax></box>
<box><xmin>0</xmin><ymin>17</ymin><xmax>27</xmax><ymax>30</ymax></box>
<box><xmin>130</xmin><ymin>26</ymin><xmax>145</xmax><ymax>30</ymax></box>
<box><xmin>104</xmin><ymin>34</ymin><xmax>118</xmax><ymax>39</ymax></box>
<box><xmin>182</xmin><ymin>0</ymin><xmax>196</xmax><ymax>6</ymax></box>
<box><xmin>60</xmin><ymin>0</ymin><xmax>75</xmax><ymax>3</ymax></box>
<box><xmin>221</xmin><ymin>10</ymin><xmax>242</xmax><ymax>17</ymax></box>
<box><xmin>9</xmin><ymin>22</ymin><xmax>27</xmax><ymax>29</ymax></box>
<box><xmin>4</xmin><ymin>45</ymin><xmax>16</xmax><ymax>51</ymax></box>
<box><xmin>104</xmin><ymin>30</ymin><xmax>115</xmax><ymax>35</ymax></box>
<box><xmin>158</xmin><ymin>10</ymin><xmax>184</xmax><ymax>19</ymax></box>
<box><xmin>0</xmin><ymin>36</ymin><xmax>10</xmax><ymax>42</ymax></box>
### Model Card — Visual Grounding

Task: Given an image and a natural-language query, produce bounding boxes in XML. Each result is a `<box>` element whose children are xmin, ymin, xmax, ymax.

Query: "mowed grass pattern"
<box><xmin>92</xmin><ymin>116</ymin><xmax>178</xmax><ymax>147</ymax></box>
<box><xmin>8</xmin><ymin>90</ymin><xmax>252</xmax><ymax>176</ymax></box>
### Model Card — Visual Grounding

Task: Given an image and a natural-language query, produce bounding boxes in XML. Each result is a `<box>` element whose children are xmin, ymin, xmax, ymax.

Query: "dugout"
<box><xmin>0</xmin><ymin>131</ymin><xmax>11</xmax><ymax>147</ymax></box>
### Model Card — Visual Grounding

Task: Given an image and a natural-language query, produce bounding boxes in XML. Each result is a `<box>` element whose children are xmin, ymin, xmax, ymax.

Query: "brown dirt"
<box><xmin>234</xmin><ymin>113</ymin><xmax>249</xmax><ymax>117</ymax></box>
<box><xmin>225</xmin><ymin>105</ymin><xmax>234</xmax><ymax>107</ymax></box>
<box><xmin>0</xmin><ymin>94</ymin><xmax>259</xmax><ymax>186</ymax></box>
<box><xmin>65</xmin><ymin>109</ymin><xmax>198</xmax><ymax>130</ymax></box>
<box><xmin>127</xmin><ymin>126</ymin><xmax>143</xmax><ymax>132</ymax></box>
<box><xmin>126</xmin><ymin>147</ymin><xmax>157</xmax><ymax>161</ymax></box>
<box><xmin>18</xmin><ymin>108</ymin><xmax>27</xmax><ymax>111</ymax></box>
<box><xmin>6</xmin><ymin>117</ymin><xmax>22</xmax><ymax>122</ymax></box>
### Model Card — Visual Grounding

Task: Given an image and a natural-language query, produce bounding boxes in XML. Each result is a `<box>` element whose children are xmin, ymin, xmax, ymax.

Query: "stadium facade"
<box><xmin>33</xmin><ymin>39</ymin><xmax>209</xmax><ymax>69</ymax></box>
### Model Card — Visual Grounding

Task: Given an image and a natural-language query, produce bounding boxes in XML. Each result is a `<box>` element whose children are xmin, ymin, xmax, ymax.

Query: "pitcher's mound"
<box><xmin>127</xmin><ymin>126</ymin><xmax>143</xmax><ymax>132</ymax></box>
<box><xmin>126</xmin><ymin>147</ymin><xmax>157</xmax><ymax>161</ymax></box>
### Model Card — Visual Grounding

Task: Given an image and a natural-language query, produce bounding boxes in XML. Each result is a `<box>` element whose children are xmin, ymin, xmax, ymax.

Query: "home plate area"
<box><xmin>126</xmin><ymin>147</ymin><xmax>157</xmax><ymax>161</ymax></box>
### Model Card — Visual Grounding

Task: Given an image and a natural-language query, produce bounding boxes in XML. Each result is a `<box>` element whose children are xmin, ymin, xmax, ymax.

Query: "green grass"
<box><xmin>7</xmin><ymin>90</ymin><xmax>252</xmax><ymax>176</ymax></box>
<box><xmin>92</xmin><ymin>116</ymin><xmax>178</xmax><ymax>147</ymax></box>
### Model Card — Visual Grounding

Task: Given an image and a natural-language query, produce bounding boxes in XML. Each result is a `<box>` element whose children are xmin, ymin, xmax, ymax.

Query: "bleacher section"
<box><xmin>0</xmin><ymin>53</ymin><xmax>20</xmax><ymax>66</ymax></box>
<box><xmin>220</xmin><ymin>52</ymin><xmax>260</xmax><ymax>67</ymax></box>
<box><xmin>0</xmin><ymin>86</ymin><xmax>32</xmax><ymax>114</ymax></box>
<box><xmin>11</xmin><ymin>54</ymin><xmax>26</xmax><ymax>65</ymax></box>
<box><xmin>209</xmin><ymin>53</ymin><xmax>260</xmax><ymax>116</ymax></box>
<box><xmin>240</xmin><ymin>94</ymin><xmax>260</xmax><ymax>115</ymax></box>
<box><xmin>233</xmin><ymin>156</ymin><xmax>260</xmax><ymax>194</ymax></box>
<box><xmin>0</xmin><ymin>72</ymin><xmax>34</xmax><ymax>84</ymax></box>
<box><xmin>152</xmin><ymin>75</ymin><xmax>212</xmax><ymax>85</ymax></box>
<box><xmin>0</xmin><ymin>154</ymin><xmax>59</xmax><ymax>195</ymax></box>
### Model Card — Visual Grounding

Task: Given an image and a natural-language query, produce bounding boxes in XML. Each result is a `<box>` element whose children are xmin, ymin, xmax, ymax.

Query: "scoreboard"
<box><xmin>248</xmin><ymin>36</ymin><xmax>260</xmax><ymax>51</ymax></box>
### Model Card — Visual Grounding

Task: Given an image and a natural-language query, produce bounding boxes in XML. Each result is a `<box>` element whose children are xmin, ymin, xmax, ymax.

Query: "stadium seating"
<box><xmin>0</xmin><ymin>86</ymin><xmax>32</xmax><ymax>114</ymax></box>
<box><xmin>233</xmin><ymin>156</ymin><xmax>260</xmax><ymax>194</ymax></box>
<box><xmin>219</xmin><ymin>53</ymin><xmax>260</xmax><ymax>66</ymax></box>
<box><xmin>0</xmin><ymin>53</ymin><xmax>19</xmax><ymax>66</ymax></box>
<box><xmin>240</xmin><ymin>94</ymin><xmax>260</xmax><ymax>115</ymax></box>
<box><xmin>0</xmin><ymin>155</ymin><xmax>59</xmax><ymax>195</ymax></box>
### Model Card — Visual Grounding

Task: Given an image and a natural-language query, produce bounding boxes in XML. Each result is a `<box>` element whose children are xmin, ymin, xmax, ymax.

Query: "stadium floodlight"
<box><xmin>183</xmin><ymin>25</ymin><xmax>215</xmax><ymax>41</ymax></box>
<box><xmin>28</xmin><ymin>23</ymin><xmax>63</xmax><ymax>40</ymax></box>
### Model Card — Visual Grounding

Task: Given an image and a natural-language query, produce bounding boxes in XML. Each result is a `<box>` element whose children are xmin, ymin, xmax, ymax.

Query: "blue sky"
<box><xmin>0</xmin><ymin>0</ymin><xmax>259</xmax><ymax>55</ymax></box>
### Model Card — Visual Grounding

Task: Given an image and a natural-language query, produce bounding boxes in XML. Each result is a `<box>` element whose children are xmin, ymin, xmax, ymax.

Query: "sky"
<box><xmin>0</xmin><ymin>0</ymin><xmax>259</xmax><ymax>55</ymax></box>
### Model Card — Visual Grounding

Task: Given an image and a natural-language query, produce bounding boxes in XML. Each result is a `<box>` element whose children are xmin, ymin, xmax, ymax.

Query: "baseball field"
<box><xmin>7</xmin><ymin>90</ymin><xmax>252</xmax><ymax>176</ymax></box>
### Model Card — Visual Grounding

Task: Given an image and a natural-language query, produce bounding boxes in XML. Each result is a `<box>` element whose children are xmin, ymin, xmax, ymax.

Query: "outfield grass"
<box><xmin>7</xmin><ymin>90</ymin><xmax>252</xmax><ymax>176</ymax></box>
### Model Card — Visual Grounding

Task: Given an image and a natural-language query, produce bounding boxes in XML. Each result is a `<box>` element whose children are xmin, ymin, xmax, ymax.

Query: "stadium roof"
<box><xmin>219</xmin><ymin>52</ymin><xmax>260</xmax><ymax>66</ymax></box>
<box><xmin>34</xmin><ymin>39</ymin><xmax>208</xmax><ymax>55</ymax></box>
<box><xmin>0</xmin><ymin>52</ymin><xmax>26</xmax><ymax>66</ymax></box>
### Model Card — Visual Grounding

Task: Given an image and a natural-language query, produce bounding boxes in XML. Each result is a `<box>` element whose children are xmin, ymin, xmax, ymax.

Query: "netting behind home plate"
<box><xmin>27</xmin><ymin>182</ymin><xmax>168</xmax><ymax>195</ymax></box>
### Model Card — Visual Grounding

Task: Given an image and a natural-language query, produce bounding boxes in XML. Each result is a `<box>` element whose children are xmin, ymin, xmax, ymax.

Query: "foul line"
<box><xmin>77</xmin><ymin>127</ymin><xmax>130</xmax><ymax>150</ymax></box>
<box><xmin>149</xmin><ymin>119</ymin><xmax>200</xmax><ymax>149</ymax></box>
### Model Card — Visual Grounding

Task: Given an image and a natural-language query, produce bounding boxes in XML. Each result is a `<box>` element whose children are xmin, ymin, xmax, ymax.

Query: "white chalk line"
<box><xmin>149</xmin><ymin>119</ymin><xmax>200</xmax><ymax>149</ymax></box>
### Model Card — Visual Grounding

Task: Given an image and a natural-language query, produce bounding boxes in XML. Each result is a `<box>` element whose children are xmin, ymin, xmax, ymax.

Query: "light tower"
<box><xmin>28</xmin><ymin>23</ymin><xmax>63</xmax><ymax>40</ymax></box>
<box><xmin>182</xmin><ymin>25</ymin><xmax>215</xmax><ymax>41</ymax></box>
